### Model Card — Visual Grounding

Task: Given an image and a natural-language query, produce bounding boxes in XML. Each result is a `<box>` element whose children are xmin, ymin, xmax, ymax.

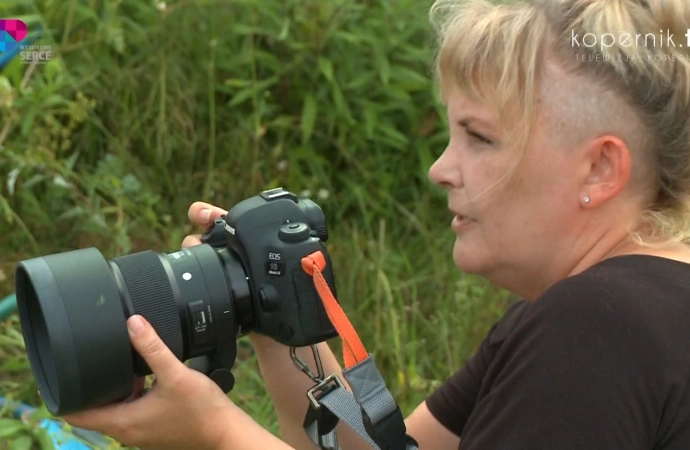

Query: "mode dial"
<box><xmin>278</xmin><ymin>222</ymin><xmax>310</xmax><ymax>242</ymax></box>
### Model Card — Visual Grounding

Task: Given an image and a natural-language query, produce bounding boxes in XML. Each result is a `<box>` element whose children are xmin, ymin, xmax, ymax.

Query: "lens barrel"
<box><xmin>15</xmin><ymin>244</ymin><xmax>247</xmax><ymax>416</ymax></box>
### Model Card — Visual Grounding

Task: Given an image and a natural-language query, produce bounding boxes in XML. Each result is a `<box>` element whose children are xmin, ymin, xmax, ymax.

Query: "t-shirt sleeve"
<box><xmin>459</xmin><ymin>279</ymin><xmax>656</xmax><ymax>450</ymax></box>
<box><xmin>424</xmin><ymin>325</ymin><xmax>496</xmax><ymax>437</ymax></box>
<box><xmin>425</xmin><ymin>300</ymin><xmax>528</xmax><ymax>437</ymax></box>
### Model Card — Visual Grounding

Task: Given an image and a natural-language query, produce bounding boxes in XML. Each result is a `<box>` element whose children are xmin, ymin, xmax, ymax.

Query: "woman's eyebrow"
<box><xmin>457</xmin><ymin>116</ymin><xmax>498</xmax><ymax>132</ymax></box>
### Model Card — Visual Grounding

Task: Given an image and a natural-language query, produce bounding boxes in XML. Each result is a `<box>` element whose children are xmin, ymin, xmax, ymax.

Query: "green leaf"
<box><xmin>254</xmin><ymin>50</ymin><xmax>283</xmax><ymax>72</ymax></box>
<box><xmin>104</xmin><ymin>19</ymin><xmax>125</xmax><ymax>54</ymax></box>
<box><xmin>318</xmin><ymin>57</ymin><xmax>334</xmax><ymax>83</ymax></box>
<box><xmin>301</xmin><ymin>93</ymin><xmax>317</xmax><ymax>144</ymax></box>
<box><xmin>0</xmin><ymin>419</ymin><xmax>28</xmax><ymax>439</ymax></box>
<box><xmin>377</xmin><ymin>122</ymin><xmax>409</xmax><ymax>149</ymax></box>
<box><xmin>363</xmin><ymin>104</ymin><xmax>378</xmax><ymax>139</ymax></box>
<box><xmin>5</xmin><ymin>326</ymin><xmax>25</xmax><ymax>348</ymax></box>
<box><xmin>42</xmin><ymin>95</ymin><xmax>70</xmax><ymax>108</ymax></box>
<box><xmin>20</xmin><ymin>109</ymin><xmax>37</xmax><ymax>137</ymax></box>
<box><xmin>386</xmin><ymin>87</ymin><xmax>412</xmax><ymax>103</ymax></box>
<box><xmin>44</xmin><ymin>60</ymin><xmax>63</xmax><ymax>84</ymax></box>
<box><xmin>7</xmin><ymin>167</ymin><xmax>20</xmax><ymax>196</ymax></box>
<box><xmin>270</xmin><ymin>115</ymin><xmax>295</xmax><ymax>129</ymax></box>
<box><xmin>2</xmin><ymin>356</ymin><xmax>30</xmax><ymax>373</ymax></box>
<box><xmin>75</xmin><ymin>4</ymin><xmax>100</xmax><ymax>21</ymax></box>
<box><xmin>346</xmin><ymin>72</ymin><xmax>376</xmax><ymax>90</ymax></box>
<box><xmin>417</xmin><ymin>143</ymin><xmax>436</xmax><ymax>176</ymax></box>
<box><xmin>64</xmin><ymin>151</ymin><xmax>79</xmax><ymax>170</ymax></box>
<box><xmin>224</xmin><ymin>79</ymin><xmax>253</xmax><ymax>88</ymax></box>
<box><xmin>391</xmin><ymin>66</ymin><xmax>430</xmax><ymax>90</ymax></box>
<box><xmin>9</xmin><ymin>435</ymin><xmax>33</xmax><ymax>450</ymax></box>
<box><xmin>228</xmin><ymin>24</ymin><xmax>275</xmax><ymax>36</ymax></box>
<box><xmin>0</xmin><ymin>332</ymin><xmax>22</xmax><ymax>347</ymax></box>
<box><xmin>35</xmin><ymin>427</ymin><xmax>56</xmax><ymax>450</ymax></box>
<box><xmin>277</xmin><ymin>19</ymin><xmax>290</xmax><ymax>41</ymax></box>
<box><xmin>0</xmin><ymin>75</ymin><xmax>12</xmax><ymax>92</ymax></box>
<box><xmin>56</xmin><ymin>205</ymin><xmax>84</xmax><ymax>221</ymax></box>
<box><xmin>0</xmin><ymin>0</ymin><xmax>36</xmax><ymax>5</ymax></box>
<box><xmin>4</xmin><ymin>14</ymin><xmax>41</xmax><ymax>27</ymax></box>
<box><xmin>375</xmin><ymin>46</ymin><xmax>391</xmax><ymax>86</ymax></box>
<box><xmin>330</xmin><ymin>82</ymin><xmax>353</xmax><ymax>124</ymax></box>
<box><xmin>227</xmin><ymin>76</ymin><xmax>279</xmax><ymax>107</ymax></box>
<box><xmin>333</xmin><ymin>30</ymin><xmax>364</xmax><ymax>44</ymax></box>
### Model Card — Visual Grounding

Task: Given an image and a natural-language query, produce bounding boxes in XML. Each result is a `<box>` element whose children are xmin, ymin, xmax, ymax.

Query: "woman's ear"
<box><xmin>581</xmin><ymin>135</ymin><xmax>632</xmax><ymax>206</ymax></box>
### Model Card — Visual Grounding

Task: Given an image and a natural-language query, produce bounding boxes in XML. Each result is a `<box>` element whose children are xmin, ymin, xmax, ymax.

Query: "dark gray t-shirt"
<box><xmin>425</xmin><ymin>255</ymin><xmax>690</xmax><ymax>449</ymax></box>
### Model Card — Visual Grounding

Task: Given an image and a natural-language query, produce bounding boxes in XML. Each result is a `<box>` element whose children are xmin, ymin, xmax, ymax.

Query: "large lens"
<box><xmin>15</xmin><ymin>244</ymin><xmax>249</xmax><ymax>416</ymax></box>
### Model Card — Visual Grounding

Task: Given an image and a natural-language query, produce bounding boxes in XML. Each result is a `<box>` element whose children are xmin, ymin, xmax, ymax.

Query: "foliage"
<box><xmin>0</xmin><ymin>0</ymin><xmax>515</xmax><ymax>446</ymax></box>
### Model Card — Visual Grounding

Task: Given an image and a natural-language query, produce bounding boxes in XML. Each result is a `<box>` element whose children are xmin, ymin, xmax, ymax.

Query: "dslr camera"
<box><xmin>14</xmin><ymin>187</ymin><xmax>339</xmax><ymax>416</ymax></box>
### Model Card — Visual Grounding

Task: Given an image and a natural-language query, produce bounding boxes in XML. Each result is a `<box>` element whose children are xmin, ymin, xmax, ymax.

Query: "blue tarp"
<box><xmin>0</xmin><ymin>396</ymin><xmax>112</xmax><ymax>449</ymax></box>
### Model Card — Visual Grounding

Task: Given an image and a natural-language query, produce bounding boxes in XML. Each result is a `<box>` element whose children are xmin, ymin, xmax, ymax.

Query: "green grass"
<box><xmin>0</xmin><ymin>0</ymin><xmax>515</xmax><ymax>447</ymax></box>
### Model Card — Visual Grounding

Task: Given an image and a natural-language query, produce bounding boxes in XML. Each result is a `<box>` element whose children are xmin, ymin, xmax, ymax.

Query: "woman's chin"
<box><xmin>452</xmin><ymin>239</ymin><xmax>486</xmax><ymax>274</ymax></box>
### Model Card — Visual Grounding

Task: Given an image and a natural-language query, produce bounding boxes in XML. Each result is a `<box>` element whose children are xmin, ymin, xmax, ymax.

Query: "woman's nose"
<box><xmin>428</xmin><ymin>147</ymin><xmax>460</xmax><ymax>189</ymax></box>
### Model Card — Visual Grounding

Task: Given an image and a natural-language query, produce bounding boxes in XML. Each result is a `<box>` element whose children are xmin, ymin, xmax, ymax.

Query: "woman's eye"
<box><xmin>467</xmin><ymin>129</ymin><xmax>492</xmax><ymax>145</ymax></box>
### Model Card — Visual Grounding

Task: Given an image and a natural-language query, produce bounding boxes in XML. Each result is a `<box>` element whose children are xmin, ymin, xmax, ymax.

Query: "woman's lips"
<box><xmin>452</xmin><ymin>215</ymin><xmax>476</xmax><ymax>232</ymax></box>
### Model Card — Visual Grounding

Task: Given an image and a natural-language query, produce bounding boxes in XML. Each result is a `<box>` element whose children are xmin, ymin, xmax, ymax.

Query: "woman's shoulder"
<box><xmin>522</xmin><ymin>254</ymin><xmax>690</xmax><ymax>359</ymax></box>
<box><xmin>459</xmin><ymin>255</ymin><xmax>690</xmax><ymax>449</ymax></box>
<box><xmin>535</xmin><ymin>254</ymin><xmax>690</xmax><ymax>313</ymax></box>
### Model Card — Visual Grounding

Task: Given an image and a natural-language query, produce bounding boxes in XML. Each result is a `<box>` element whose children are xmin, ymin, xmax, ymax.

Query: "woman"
<box><xmin>63</xmin><ymin>0</ymin><xmax>690</xmax><ymax>448</ymax></box>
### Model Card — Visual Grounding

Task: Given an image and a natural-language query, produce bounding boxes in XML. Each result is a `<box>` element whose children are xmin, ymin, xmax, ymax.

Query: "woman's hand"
<box><xmin>62</xmin><ymin>201</ymin><xmax>295</xmax><ymax>450</ymax></box>
<box><xmin>62</xmin><ymin>314</ymin><xmax>238</xmax><ymax>450</ymax></box>
<box><xmin>181</xmin><ymin>201</ymin><xmax>228</xmax><ymax>248</ymax></box>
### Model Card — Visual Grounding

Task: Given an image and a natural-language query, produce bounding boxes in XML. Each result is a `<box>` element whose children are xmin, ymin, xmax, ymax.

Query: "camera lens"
<box><xmin>15</xmin><ymin>244</ymin><xmax>249</xmax><ymax>416</ymax></box>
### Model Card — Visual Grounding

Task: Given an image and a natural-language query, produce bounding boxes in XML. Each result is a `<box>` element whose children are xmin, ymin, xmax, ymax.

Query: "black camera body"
<box><xmin>208</xmin><ymin>187</ymin><xmax>337</xmax><ymax>346</ymax></box>
<box><xmin>14</xmin><ymin>187</ymin><xmax>340</xmax><ymax>416</ymax></box>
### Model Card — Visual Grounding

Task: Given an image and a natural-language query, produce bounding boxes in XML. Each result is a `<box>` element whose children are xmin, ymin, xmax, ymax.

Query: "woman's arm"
<box><xmin>249</xmin><ymin>334</ymin><xmax>461</xmax><ymax>450</ymax></box>
<box><xmin>249</xmin><ymin>333</ymin><xmax>374</xmax><ymax>449</ymax></box>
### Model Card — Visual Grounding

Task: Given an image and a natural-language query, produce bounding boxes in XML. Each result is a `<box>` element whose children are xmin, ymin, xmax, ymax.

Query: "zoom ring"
<box><xmin>112</xmin><ymin>251</ymin><xmax>184</xmax><ymax>363</ymax></box>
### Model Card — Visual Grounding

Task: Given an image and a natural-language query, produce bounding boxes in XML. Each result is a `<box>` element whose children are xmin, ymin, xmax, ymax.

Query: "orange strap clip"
<box><xmin>301</xmin><ymin>250</ymin><xmax>368</xmax><ymax>369</ymax></box>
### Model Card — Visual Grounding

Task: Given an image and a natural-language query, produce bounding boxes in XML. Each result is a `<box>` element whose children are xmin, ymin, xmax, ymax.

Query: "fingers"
<box><xmin>127</xmin><ymin>315</ymin><xmax>183</xmax><ymax>382</ymax></box>
<box><xmin>62</xmin><ymin>377</ymin><xmax>146</xmax><ymax>431</ymax></box>
<box><xmin>183</xmin><ymin>202</ymin><xmax>228</xmax><ymax>249</ymax></box>
<box><xmin>181</xmin><ymin>234</ymin><xmax>201</xmax><ymax>248</ymax></box>
<box><xmin>62</xmin><ymin>402</ymin><xmax>128</xmax><ymax>433</ymax></box>
<box><xmin>188</xmin><ymin>202</ymin><xmax>228</xmax><ymax>228</ymax></box>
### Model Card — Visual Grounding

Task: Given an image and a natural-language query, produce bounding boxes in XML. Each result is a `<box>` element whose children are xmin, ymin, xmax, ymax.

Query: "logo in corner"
<box><xmin>0</xmin><ymin>19</ymin><xmax>28</xmax><ymax>54</ymax></box>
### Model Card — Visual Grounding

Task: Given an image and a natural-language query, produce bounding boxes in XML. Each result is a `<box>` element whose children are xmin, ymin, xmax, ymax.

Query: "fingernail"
<box><xmin>128</xmin><ymin>315</ymin><xmax>146</xmax><ymax>336</ymax></box>
<box><xmin>200</xmin><ymin>208</ymin><xmax>211</xmax><ymax>222</ymax></box>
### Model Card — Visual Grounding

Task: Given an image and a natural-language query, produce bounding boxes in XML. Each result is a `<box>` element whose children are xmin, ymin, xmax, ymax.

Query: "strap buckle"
<box><xmin>307</xmin><ymin>373</ymin><xmax>345</xmax><ymax>409</ymax></box>
<box><xmin>303</xmin><ymin>377</ymin><xmax>342</xmax><ymax>449</ymax></box>
<box><xmin>290</xmin><ymin>344</ymin><xmax>345</xmax><ymax>409</ymax></box>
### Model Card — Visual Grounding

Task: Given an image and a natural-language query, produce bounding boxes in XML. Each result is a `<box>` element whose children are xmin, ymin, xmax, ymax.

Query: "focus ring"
<box><xmin>112</xmin><ymin>251</ymin><xmax>183</xmax><ymax>367</ymax></box>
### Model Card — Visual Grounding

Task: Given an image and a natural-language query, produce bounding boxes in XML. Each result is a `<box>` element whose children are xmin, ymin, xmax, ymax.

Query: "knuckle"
<box><xmin>144</xmin><ymin>339</ymin><xmax>164</xmax><ymax>357</ymax></box>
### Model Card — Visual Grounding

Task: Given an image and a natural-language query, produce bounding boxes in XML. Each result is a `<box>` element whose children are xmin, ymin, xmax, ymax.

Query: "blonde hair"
<box><xmin>429</xmin><ymin>0</ymin><xmax>690</xmax><ymax>247</ymax></box>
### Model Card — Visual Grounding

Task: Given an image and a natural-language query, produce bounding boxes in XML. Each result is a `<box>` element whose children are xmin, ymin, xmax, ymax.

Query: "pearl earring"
<box><xmin>583</xmin><ymin>196</ymin><xmax>590</xmax><ymax>204</ymax></box>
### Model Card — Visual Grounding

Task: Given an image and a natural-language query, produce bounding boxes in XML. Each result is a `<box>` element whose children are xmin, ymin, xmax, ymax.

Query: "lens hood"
<box><xmin>15</xmin><ymin>247</ymin><xmax>135</xmax><ymax>416</ymax></box>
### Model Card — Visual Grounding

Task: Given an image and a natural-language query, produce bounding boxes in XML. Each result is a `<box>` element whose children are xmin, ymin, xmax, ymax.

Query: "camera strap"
<box><xmin>296</xmin><ymin>251</ymin><xmax>420</xmax><ymax>450</ymax></box>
